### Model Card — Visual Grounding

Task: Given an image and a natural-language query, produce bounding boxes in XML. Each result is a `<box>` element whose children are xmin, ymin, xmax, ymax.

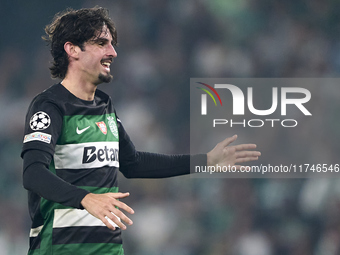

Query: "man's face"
<box><xmin>77</xmin><ymin>26</ymin><xmax>117</xmax><ymax>85</ymax></box>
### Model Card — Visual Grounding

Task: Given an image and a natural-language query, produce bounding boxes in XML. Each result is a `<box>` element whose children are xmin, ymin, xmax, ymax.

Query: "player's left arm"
<box><xmin>118</xmin><ymin>119</ymin><xmax>260</xmax><ymax>178</ymax></box>
<box><xmin>118</xmin><ymin>118</ymin><xmax>201</xmax><ymax>178</ymax></box>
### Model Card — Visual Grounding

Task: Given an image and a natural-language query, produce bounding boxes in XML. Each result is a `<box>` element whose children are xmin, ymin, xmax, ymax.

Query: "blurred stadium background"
<box><xmin>1</xmin><ymin>0</ymin><xmax>340</xmax><ymax>254</ymax></box>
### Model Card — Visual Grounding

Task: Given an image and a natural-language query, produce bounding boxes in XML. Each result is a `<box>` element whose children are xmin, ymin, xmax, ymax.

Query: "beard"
<box><xmin>98</xmin><ymin>72</ymin><xmax>113</xmax><ymax>84</ymax></box>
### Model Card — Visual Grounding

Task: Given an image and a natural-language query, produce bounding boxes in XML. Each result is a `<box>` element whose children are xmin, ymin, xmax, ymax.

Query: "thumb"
<box><xmin>109</xmin><ymin>192</ymin><xmax>130</xmax><ymax>198</ymax></box>
<box><xmin>221</xmin><ymin>135</ymin><xmax>238</xmax><ymax>147</ymax></box>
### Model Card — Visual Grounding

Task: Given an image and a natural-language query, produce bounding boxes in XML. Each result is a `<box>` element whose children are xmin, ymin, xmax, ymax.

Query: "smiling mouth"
<box><xmin>101</xmin><ymin>59</ymin><xmax>112</xmax><ymax>70</ymax></box>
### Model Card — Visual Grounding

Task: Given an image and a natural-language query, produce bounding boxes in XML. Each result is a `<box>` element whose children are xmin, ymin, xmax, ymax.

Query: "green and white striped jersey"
<box><xmin>22</xmin><ymin>83</ymin><xmax>125</xmax><ymax>255</ymax></box>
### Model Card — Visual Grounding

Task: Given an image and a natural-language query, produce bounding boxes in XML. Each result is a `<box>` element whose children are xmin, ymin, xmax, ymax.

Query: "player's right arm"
<box><xmin>22</xmin><ymin>96</ymin><xmax>89</xmax><ymax>208</ymax></box>
<box><xmin>22</xmin><ymin>149</ymin><xmax>90</xmax><ymax>208</ymax></box>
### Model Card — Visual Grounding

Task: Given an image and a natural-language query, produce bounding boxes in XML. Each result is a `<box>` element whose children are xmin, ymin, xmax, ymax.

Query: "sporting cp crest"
<box><xmin>107</xmin><ymin>116</ymin><xmax>118</xmax><ymax>139</ymax></box>
<box><xmin>96</xmin><ymin>121</ymin><xmax>107</xmax><ymax>135</ymax></box>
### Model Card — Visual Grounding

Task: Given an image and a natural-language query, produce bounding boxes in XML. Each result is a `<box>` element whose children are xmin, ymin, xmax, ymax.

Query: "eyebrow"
<box><xmin>91</xmin><ymin>37</ymin><xmax>115</xmax><ymax>46</ymax></box>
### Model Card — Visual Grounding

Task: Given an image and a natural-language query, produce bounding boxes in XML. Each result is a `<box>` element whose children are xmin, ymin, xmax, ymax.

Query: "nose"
<box><xmin>108</xmin><ymin>44</ymin><xmax>117</xmax><ymax>58</ymax></box>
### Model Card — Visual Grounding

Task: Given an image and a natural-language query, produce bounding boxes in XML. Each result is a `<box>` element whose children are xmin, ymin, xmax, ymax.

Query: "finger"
<box><xmin>108</xmin><ymin>192</ymin><xmax>130</xmax><ymax>199</ymax></box>
<box><xmin>107</xmin><ymin>209</ymin><xmax>134</xmax><ymax>230</ymax></box>
<box><xmin>236</xmin><ymin>156</ymin><xmax>259</xmax><ymax>163</ymax></box>
<box><xmin>111</xmin><ymin>208</ymin><xmax>133</xmax><ymax>226</ymax></box>
<box><xmin>235</xmin><ymin>151</ymin><xmax>261</xmax><ymax>158</ymax></box>
<box><xmin>99</xmin><ymin>215</ymin><xmax>116</xmax><ymax>231</ymax></box>
<box><xmin>106</xmin><ymin>211</ymin><xmax>127</xmax><ymax>230</ymax></box>
<box><xmin>234</xmin><ymin>144</ymin><xmax>257</xmax><ymax>151</ymax></box>
<box><xmin>220</xmin><ymin>135</ymin><xmax>238</xmax><ymax>147</ymax></box>
<box><xmin>111</xmin><ymin>199</ymin><xmax>135</xmax><ymax>214</ymax></box>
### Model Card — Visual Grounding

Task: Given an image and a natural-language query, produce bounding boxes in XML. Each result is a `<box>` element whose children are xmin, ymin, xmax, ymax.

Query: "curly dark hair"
<box><xmin>43</xmin><ymin>7</ymin><xmax>117</xmax><ymax>79</ymax></box>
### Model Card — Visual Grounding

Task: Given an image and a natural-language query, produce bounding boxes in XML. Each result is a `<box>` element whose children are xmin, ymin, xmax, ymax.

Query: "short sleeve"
<box><xmin>21</xmin><ymin>96</ymin><xmax>63</xmax><ymax>157</ymax></box>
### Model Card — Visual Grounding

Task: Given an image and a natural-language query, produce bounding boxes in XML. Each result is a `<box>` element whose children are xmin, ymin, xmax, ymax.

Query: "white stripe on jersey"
<box><xmin>53</xmin><ymin>209</ymin><xmax>120</xmax><ymax>228</ymax></box>
<box><xmin>54</xmin><ymin>141</ymin><xmax>119</xmax><ymax>169</ymax></box>
<box><xmin>29</xmin><ymin>225</ymin><xmax>43</xmax><ymax>237</ymax></box>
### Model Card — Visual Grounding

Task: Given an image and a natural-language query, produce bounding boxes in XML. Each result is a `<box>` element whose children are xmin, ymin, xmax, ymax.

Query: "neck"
<box><xmin>61</xmin><ymin>76</ymin><xmax>97</xmax><ymax>101</ymax></box>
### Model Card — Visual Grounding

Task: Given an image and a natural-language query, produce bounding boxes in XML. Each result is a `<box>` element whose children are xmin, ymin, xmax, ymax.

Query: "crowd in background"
<box><xmin>2</xmin><ymin>0</ymin><xmax>340</xmax><ymax>254</ymax></box>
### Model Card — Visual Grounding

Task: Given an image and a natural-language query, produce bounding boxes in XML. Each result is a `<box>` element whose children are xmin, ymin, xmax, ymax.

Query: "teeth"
<box><xmin>102</xmin><ymin>62</ymin><xmax>110</xmax><ymax>67</ymax></box>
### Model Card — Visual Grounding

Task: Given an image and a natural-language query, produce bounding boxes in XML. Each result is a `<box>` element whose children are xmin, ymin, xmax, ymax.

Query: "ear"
<box><xmin>64</xmin><ymin>42</ymin><xmax>80</xmax><ymax>60</ymax></box>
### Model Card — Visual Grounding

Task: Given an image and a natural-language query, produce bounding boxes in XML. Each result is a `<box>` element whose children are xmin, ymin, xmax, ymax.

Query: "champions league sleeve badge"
<box><xmin>29</xmin><ymin>111</ymin><xmax>51</xmax><ymax>131</ymax></box>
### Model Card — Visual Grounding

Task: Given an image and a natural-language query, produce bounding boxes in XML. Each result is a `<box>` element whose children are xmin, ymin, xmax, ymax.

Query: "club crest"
<box><xmin>107</xmin><ymin>116</ymin><xmax>118</xmax><ymax>139</ymax></box>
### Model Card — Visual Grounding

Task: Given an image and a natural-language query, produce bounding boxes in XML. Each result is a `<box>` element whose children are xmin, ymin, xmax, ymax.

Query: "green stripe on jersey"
<box><xmin>37</xmin><ymin>186</ymin><xmax>120</xmax><ymax>255</ymax></box>
<box><xmin>58</xmin><ymin>113</ymin><xmax>119</xmax><ymax>145</ymax></box>
<box><xmin>53</xmin><ymin>243</ymin><xmax>124</xmax><ymax>255</ymax></box>
<box><xmin>29</xmin><ymin>241</ymin><xmax>124</xmax><ymax>255</ymax></box>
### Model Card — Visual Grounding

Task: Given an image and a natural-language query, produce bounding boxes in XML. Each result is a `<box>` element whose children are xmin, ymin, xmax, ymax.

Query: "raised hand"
<box><xmin>207</xmin><ymin>135</ymin><xmax>261</xmax><ymax>169</ymax></box>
